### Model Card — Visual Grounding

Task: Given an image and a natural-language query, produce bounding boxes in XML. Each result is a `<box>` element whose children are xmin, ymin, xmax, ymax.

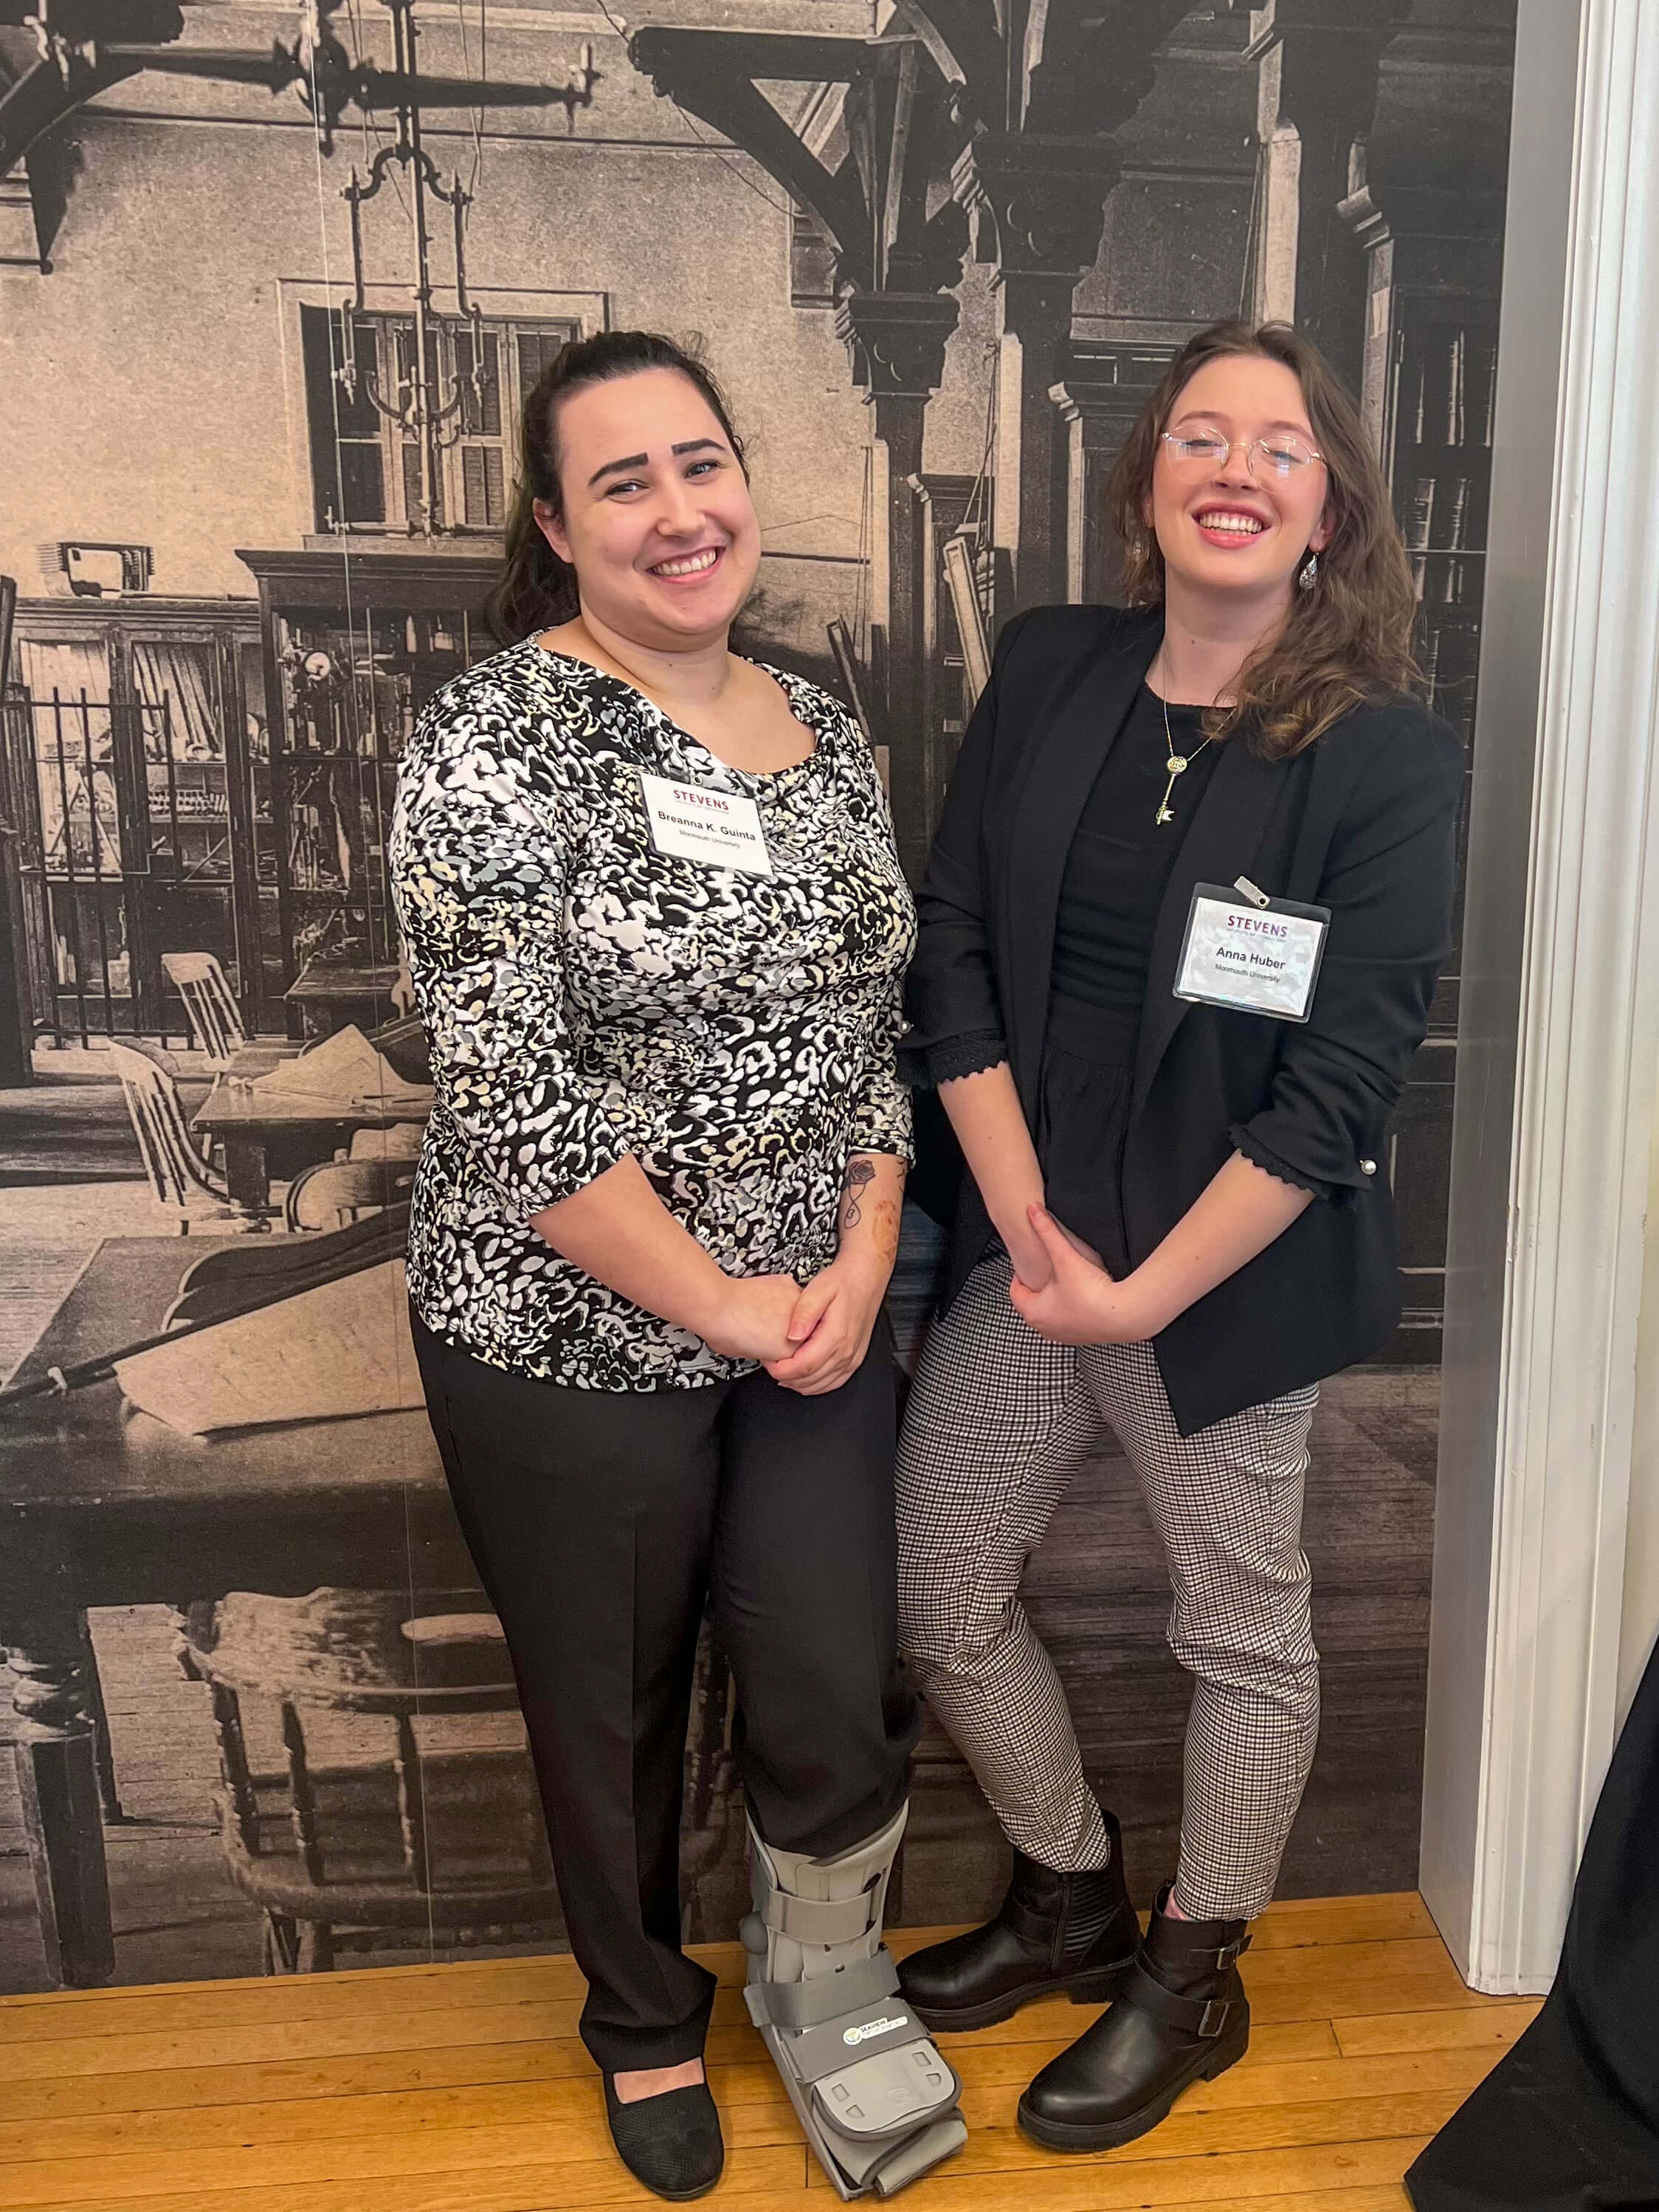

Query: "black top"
<box><xmin>1039</xmin><ymin>686</ymin><xmax>1222</xmax><ymax>1276</ymax></box>
<box><xmin>924</xmin><ymin>682</ymin><xmax>1320</xmax><ymax>1279</ymax></box>
<box><xmin>902</xmin><ymin>601</ymin><xmax>1463</xmax><ymax>1435</ymax></box>
<box><xmin>924</xmin><ymin>685</ymin><xmax>1221</xmax><ymax>1084</ymax></box>
<box><xmin>1049</xmin><ymin>685</ymin><xmax>1221</xmax><ymax>1020</ymax></box>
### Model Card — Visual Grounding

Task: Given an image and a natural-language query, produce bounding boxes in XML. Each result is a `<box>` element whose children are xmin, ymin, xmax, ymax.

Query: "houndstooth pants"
<box><xmin>895</xmin><ymin>1251</ymin><xmax>1320</xmax><ymax>1922</ymax></box>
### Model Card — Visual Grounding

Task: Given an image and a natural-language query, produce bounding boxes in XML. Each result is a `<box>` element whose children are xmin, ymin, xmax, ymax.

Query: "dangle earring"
<box><xmin>1297</xmin><ymin>550</ymin><xmax>1319</xmax><ymax>591</ymax></box>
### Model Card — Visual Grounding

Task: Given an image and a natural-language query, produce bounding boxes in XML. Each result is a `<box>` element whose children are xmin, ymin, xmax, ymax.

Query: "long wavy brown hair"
<box><xmin>1106</xmin><ymin>319</ymin><xmax>1421</xmax><ymax>756</ymax></box>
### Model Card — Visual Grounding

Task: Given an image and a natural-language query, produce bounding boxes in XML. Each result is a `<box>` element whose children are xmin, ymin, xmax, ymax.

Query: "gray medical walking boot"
<box><xmin>741</xmin><ymin>1803</ymin><xmax>968</xmax><ymax>2197</ymax></box>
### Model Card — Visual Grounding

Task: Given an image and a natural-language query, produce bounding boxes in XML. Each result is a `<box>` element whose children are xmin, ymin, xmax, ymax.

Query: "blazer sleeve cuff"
<box><xmin>1229</xmin><ymin>1121</ymin><xmax>1343</xmax><ymax>1203</ymax></box>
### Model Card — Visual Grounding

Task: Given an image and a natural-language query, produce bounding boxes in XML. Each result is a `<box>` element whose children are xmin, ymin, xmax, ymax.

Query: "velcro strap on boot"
<box><xmin>764</xmin><ymin>1886</ymin><xmax>880</xmax><ymax>1946</ymax></box>
<box><xmin>784</xmin><ymin>2000</ymin><xmax>931</xmax><ymax>2086</ymax></box>
<box><xmin>1127</xmin><ymin>1957</ymin><xmax>1238</xmax><ymax>2039</ymax></box>
<box><xmin>744</xmin><ymin>1950</ymin><xmax>900</xmax><ymax>2033</ymax></box>
<box><xmin>866</xmin><ymin>2114</ymin><xmax>968</xmax><ymax>2198</ymax></box>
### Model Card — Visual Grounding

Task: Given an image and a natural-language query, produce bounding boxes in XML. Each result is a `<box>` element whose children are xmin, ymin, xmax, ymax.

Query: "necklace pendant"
<box><xmin>1167</xmin><ymin>754</ymin><xmax>1187</xmax><ymax>775</ymax></box>
<box><xmin>1156</xmin><ymin>804</ymin><xmax>1174</xmax><ymax>825</ymax></box>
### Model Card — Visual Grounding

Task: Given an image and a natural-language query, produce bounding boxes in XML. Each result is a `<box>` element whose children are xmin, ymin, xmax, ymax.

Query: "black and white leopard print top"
<box><xmin>389</xmin><ymin>637</ymin><xmax>916</xmax><ymax>1390</ymax></box>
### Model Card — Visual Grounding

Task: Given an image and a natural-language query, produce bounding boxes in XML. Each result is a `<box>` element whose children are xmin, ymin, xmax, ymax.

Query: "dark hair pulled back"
<box><xmin>486</xmin><ymin>330</ymin><xmax>748</xmax><ymax>646</ymax></box>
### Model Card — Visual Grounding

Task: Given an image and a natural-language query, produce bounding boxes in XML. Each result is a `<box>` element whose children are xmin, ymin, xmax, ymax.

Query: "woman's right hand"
<box><xmin>697</xmin><ymin>1273</ymin><xmax>804</xmax><ymax>1362</ymax></box>
<box><xmin>1007</xmin><ymin>1211</ymin><xmax>1103</xmax><ymax>1290</ymax></box>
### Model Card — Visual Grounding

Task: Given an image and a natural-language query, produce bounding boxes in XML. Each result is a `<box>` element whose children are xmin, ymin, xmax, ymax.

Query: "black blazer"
<box><xmin>903</xmin><ymin>601</ymin><xmax>1464</xmax><ymax>1435</ymax></box>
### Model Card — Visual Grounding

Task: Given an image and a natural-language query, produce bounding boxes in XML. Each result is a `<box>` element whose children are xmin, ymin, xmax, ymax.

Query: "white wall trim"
<box><xmin>1424</xmin><ymin>0</ymin><xmax>1659</xmax><ymax>1994</ymax></box>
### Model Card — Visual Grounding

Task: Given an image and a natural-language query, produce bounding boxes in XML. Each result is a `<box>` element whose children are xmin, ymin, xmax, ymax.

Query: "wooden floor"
<box><xmin>0</xmin><ymin>1893</ymin><xmax>1535</xmax><ymax>2212</ymax></box>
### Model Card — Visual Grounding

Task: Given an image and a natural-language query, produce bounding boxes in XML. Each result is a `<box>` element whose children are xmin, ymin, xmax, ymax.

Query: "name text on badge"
<box><xmin>640</xmin><ymin>771</ymin><xmax>773</xmax><ymax>876</ymax></box>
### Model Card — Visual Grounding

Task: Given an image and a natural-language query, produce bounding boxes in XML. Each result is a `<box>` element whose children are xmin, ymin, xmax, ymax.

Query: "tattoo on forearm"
<box><xmin>841</xmin><ymin>1155</ymin><xmax>876</xmax><ymax>1230</ymax></box>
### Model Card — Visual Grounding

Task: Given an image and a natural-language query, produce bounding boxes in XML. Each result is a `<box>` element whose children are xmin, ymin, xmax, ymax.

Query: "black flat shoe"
<box><xmin>602</xmin><ymin>2074</ymin><xmax>725</xmax><ymax>2202</ymax></box>
<box><xmin>1018</xmin><ymin>1884</ymin><xmax>1251</xmax><ymax>2151</ymax></box>
<box><xmin>899</xmin><ymin>1806</ymin><xmax>1139</xmax><ymax>2033</ymax></box>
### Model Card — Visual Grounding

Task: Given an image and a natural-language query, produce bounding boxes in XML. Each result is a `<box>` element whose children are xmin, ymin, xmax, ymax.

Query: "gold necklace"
<box><xmin>1153</xmin><ymin>688</ymin><xmax>1215</xmax><ymax>826</ymax></box>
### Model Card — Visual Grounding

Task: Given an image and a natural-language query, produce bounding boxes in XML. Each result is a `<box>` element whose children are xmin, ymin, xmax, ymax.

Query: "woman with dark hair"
<box><xmin>390</xmin><ymin>331</ymin><xmax>965</xmax><ymax>2202</ymax></box>
<box><xmin>894</xmin><ymin>319</ymin><xmax>1462</xmax><ymax>2151</ymax></box>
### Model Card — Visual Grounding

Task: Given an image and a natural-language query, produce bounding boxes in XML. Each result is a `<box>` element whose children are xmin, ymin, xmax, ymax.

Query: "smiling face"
<box><xmin>1147</xmin><ymin>352</ymin><xmax>1335</xmax><ymax>612</ymax></box>
<box><xmin>534</xmin><ymin>366</ymin><xmax>761</xmax><ymax>653</ymax></box>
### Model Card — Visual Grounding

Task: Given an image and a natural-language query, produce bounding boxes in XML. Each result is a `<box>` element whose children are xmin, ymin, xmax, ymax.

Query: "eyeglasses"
<box><xmin>1160</xmin><ymin>428</ymin><xmax>1325</xmax><ymax>477</ymax></box>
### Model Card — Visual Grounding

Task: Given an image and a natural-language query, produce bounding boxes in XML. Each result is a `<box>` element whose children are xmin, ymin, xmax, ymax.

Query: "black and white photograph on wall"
<box><xmin>0</xmin><ymin>0</ymin><xmax>1514</xmax><ymax>1995</ymax></box>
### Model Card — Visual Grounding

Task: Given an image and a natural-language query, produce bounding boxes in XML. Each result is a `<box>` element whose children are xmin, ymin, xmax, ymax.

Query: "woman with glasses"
<box><xmin>893</xmin><ymin>320</ymin><xmax>1461</xmax><ymax>2151</ymax></box>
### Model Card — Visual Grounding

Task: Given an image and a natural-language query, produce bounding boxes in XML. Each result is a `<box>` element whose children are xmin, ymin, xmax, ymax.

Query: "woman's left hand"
<box><xmin>1009</xmin><ymin>1206</ymin><xmax>1162</xmax><ymax>1345</ymax></box>
<box><xmin>765</xmin><ymin>1254</ymin><xmax>888</xmax><ymax>1396</ymax></box>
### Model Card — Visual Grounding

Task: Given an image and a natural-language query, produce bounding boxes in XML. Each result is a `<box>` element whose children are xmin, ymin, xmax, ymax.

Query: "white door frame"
<box><xmin>1423</xmin><ymin>0</ymin><xmax>1659</xmax><ymax>1994</ymax></box>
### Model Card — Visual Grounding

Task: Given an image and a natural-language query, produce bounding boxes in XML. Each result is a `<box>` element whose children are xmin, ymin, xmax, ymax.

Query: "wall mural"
<box><xmin>0</xmin><ymin>0</ymin><xmax>1514</xmax><ymax>1993</ymax></box>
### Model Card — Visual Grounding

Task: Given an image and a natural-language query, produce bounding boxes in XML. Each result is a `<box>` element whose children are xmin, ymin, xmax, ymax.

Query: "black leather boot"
<box><xmin>897</xmin><ymin>1808</ymin><xmax>1139</xmax><ymax>2033</ymax></box>
<box><xmin>1017</xmin><ymin>1884</ymin><xmax>1251</xmax><ymax>2151</ymax></box>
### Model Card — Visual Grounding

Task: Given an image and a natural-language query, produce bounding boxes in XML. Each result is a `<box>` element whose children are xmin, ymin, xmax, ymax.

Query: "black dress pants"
<box><xmin>410</xmin><ymin>1310</ymin><xmax>919</xmax><ymax>2072</ymax></box>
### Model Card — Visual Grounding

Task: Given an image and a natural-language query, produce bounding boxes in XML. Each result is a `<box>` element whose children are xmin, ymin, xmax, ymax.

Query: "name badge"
<box><xmin>1174</xmin><ymin>877</ymin><xmax>1330</xmax><ymax>1023</ymax></box>
<box><xmin>640</xmin><ymin>771</ymin><xmax>773</xmax><ymax>876</ymax></box>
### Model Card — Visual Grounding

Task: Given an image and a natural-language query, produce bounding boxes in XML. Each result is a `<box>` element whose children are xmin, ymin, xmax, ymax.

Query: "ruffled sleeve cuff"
<box><xmin>900</xmin><ymin>1029</ymin><xmax>1010</xmax><ymax>1090</ymax></box>
<box><xmin>1229</xmin><ymin>1122</ymin><xmax>1338</xmax><ymax>1203</ymax></box>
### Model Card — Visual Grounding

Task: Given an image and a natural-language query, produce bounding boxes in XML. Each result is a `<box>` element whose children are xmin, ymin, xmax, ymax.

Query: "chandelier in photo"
<box><xmin>326</xmin><ymin>1</ymin><xmax>598</xmax><ymax>534</ymax></box>
<box><xmin>68</xmin><ymin>0</ymin><xmax>599</xmax><ymax>534</ymax></box>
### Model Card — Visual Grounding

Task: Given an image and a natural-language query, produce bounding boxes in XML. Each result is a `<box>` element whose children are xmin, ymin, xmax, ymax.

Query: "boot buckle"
<box><xmin>1195</xmin><ymin>1997</ymin><xmax>1229</xmax><ymax>2039</ymax></box>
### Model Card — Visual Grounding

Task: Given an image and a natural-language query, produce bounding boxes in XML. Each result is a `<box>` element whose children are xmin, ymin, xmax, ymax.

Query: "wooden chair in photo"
<box><xmin>181</xmin><ymin>1587</ymin><xmax>560</xmax><ymax>1973</ymax></box>
<box><xmin>106</xmin><ymin>1039</ymin><xmax>235</xmax><ymax>1232</ymax></box>
<box><xmin>161</xmin><ymin>951</ymin><xmax>246</xmax><ymax>1068</ymax></box>
<box><xmin>282</xmin><ymin>1157</ymin><xmax>415</xmax><ymax>1233</ymax></box>
<box><xmin>347</xmin><ymin>1121</ymin><xmax>424</xmax><ymax>1164</ymax></box>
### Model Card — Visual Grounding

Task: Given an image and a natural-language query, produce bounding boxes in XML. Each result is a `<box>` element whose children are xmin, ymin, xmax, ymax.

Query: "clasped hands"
<box><xmin>1007</xmin><ymin>1203</ymin><xmax>1162</xmax><ymax>1347</ymax></box>
<box><xmin>700</xmin><ymin>1203</ymin><xmax>1153</xmax><ymax>1381</ymax></box>
<box><xmin>700</xmin><ymin>1251</ymin><xmax>889</xmax><ymax>1396</ymax></box>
